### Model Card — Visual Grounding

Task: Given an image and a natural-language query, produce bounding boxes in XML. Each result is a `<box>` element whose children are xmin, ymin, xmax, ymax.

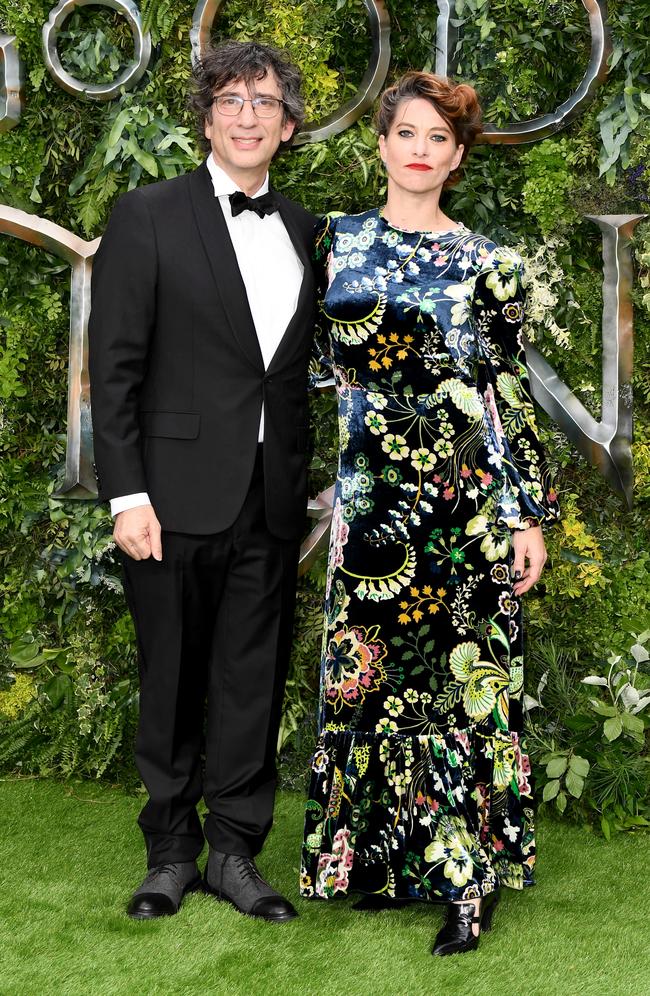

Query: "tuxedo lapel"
<box><xmin>188</xmin><ymin>164</ymin><xmax>264</xmax><ymax>372</ymax></box>
<box><xmin>275</xmin><ymin>195</ymin><xmax>311</xmax><ymax>271</ymax></box>
<box><xmin>267</xmin><ymin>194</ymin><xmax>315</xmax><ymax>373</ymax></box>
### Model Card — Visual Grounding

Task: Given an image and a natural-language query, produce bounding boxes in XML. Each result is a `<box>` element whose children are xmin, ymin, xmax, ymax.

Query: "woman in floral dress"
<box><xmin>299</xmin><ymin>72</ymin><xmax>560</xmax><ymax>956</ymax></box>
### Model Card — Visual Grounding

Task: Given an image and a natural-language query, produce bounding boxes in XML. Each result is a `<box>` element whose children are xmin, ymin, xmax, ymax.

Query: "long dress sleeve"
<box><xmin>471</xmin><ymin>246</ymin><xmax>560</xmax><ymax>530</ymax></box>
<box><xmin>308</xmin><ymin>213</ymin><xmax>340</xmax><ymax>389</ymax></box>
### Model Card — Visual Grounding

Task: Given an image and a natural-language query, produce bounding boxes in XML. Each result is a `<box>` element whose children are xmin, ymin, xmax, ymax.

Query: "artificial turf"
<box><xmin>0</xmin><ymin>777</ymin><xmax>647</xmax><ymax>996</ymax></box>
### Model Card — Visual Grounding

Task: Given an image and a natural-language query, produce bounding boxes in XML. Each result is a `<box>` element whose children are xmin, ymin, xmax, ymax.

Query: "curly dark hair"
<box><xmin>190</xmin><ymin>40</ymin><xmax>305</xmax><ymax>156</ymax></box>
<box><xmin>376</xmin><ymin>71</ymin><xmax>483</xmax><ymax>187</ymax></box>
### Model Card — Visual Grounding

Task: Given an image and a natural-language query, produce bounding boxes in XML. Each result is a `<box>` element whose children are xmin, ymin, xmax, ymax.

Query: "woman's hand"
<box><xmin>511</xmin><ymin>525</ymin><xmax>547</xmax><ymax>596</ymax></box>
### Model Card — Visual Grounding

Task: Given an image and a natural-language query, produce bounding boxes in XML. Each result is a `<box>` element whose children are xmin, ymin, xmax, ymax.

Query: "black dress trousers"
<box><xmin>120</xmin><ymin>449</ymin><xmax>299</xmax><ymax>867</ymax></box>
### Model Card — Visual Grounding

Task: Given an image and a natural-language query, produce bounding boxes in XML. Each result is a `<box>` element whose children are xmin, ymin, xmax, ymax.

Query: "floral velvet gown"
<box><xmin>300</xmin><ymin>209</ymin><xmax>560</xmax><ymax>904</ymax></box>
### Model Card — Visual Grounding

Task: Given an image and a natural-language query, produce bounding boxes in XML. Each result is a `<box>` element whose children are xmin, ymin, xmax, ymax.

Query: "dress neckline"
<box><xmin>377</xmin><ymin>209</ymin><xmax>467</xmax><ymax>238</ymax></box>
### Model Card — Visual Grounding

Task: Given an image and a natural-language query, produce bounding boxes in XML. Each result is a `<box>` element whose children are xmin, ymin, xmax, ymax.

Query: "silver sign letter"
<box><xmin>42</xmin><ymin>0</ymin><xmax>151</xmax><ymax>101</ymax></box>
<box><xmin>0</xmin><ymin>34</ymin><xmax>23</xmax><ymax>132</ymax></box>
<box><xmin>436</xmin><ymin>0</ymin><xmax>611</xmax><ymax>145</ymax></box>
<box><xmin>0</xmin><ymin>206</ymin><xmax>100</xmax><ymax>497</ymax></box>
<box><xmin>526</xmin><ymin>214</ymin><xmax>646</xmax><ymax>508</ymax></box>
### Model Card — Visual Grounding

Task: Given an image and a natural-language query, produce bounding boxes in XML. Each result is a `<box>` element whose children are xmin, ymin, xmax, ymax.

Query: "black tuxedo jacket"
<box><xmin>89</xmin><ymin>163</ymin><xmax>317</xmax><ymax>540</ymax></box>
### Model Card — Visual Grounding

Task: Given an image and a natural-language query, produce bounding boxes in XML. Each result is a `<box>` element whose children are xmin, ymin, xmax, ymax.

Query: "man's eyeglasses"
<box><xmin>213</xmin><ymin>94</ymin><xmax>284</xmax><ymax>118</ymax></box>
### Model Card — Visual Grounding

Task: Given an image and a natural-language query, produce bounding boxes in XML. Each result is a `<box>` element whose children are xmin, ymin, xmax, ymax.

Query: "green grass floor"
<box><xmin>0</xmin><ymin>778</ymin><xmax>648</xmax><ymax>996</ymax></box>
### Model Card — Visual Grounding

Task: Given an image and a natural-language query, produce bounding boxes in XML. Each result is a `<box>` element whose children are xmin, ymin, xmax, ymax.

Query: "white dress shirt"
<box><xmin>110</xmin><ymin>155</ymin><xmax>304</xmax><ymax>517</ymax></box>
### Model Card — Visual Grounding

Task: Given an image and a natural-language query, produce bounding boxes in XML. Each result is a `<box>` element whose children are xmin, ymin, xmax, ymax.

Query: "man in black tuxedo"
<box><xmin>89</xmin><ymin>41</ymin><xmax>315</xmax><ymax>922</ymax></box>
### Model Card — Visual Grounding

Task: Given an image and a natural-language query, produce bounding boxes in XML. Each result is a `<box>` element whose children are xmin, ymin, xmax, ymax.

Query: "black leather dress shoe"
<box><xmin>127</xmin><ymin>862</ymin><xmax>202</xmax><ymax>920</ymax></box>
<box><xmin>431</xmin><ymin>890</ymin><xmax>499</xmax><ymax>956</ymax></box>
<box><xmin>204</xmin><ymin>849</ymin><xmax>297</xmax><ymax>923</ymax></box>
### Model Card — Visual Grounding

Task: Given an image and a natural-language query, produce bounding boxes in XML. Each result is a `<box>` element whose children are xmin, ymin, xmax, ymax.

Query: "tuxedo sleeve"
<box><xmin>89</xmin><ymin>190</ymin><xmax>157</xmax><ymax>501</ymax></box>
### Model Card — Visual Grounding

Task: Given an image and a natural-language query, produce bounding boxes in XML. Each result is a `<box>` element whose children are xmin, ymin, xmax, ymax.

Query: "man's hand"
<box><xmin>114</xmin><ymin>505</ymin><xmax>162</xmax><ymax>561</ymax></box>
<box><xmin>511</xmin><ymin>525</ymin><xmax>546</xmax><ymax>596</ymax></box>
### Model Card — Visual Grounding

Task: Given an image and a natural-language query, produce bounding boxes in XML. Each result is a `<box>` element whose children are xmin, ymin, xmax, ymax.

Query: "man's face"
<box><xmin>204</xmin><ymin>70</ymin><xmax>295</xmax><ymax>191</ymax></box>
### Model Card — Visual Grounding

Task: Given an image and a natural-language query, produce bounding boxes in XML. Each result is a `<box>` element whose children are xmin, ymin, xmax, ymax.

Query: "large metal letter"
<box><xmin>435</xmin><ymin>1</ymin><xmax>457</xmax><ymax>79</ymax></box>
<box><xmin>526</xmin><ymin>215</ymin><xmax>646</xmax><ymax>508</ymax></box>
<box><xmin>189</xmin><ymin>0</ymin><xmax>391</xmax><ymax>145</ymax></box>
<box><xmin>42</xmin><ymin>0</ymin><xmax>151</xmax><ymax>101</ymax></box>
<box><xmin>435</xmin><ymin>0</ymin><xmax>611</xmax><ymax>145</ymax></box>
<box><xmin>0</xmin><ymin>206</ymin><xmax>100</xmax><ymax>498</ymax></box>
<box><xmin>299</xmin><ymin>485</ymin><xmax>335</xmax><ymax>576</ymax></box>
<box><xmin>0</xmin><ymin>34</ymin><xmax>23</xmax><ymax>132</ymax></box>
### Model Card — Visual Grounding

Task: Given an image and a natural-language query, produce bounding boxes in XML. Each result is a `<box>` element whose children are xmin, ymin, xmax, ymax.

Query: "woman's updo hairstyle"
<box><xmin>376</xmin><ymin>71</ymin><xmax>483</xmax><ymax>187</ymax></box>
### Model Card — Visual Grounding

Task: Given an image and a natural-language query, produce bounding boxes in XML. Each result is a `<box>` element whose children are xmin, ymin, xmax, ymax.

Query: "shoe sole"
<box><xmin>127</xmin><ymin>879</ymin><xmax>204</xmax><ymax>920</ymax></box>
<box><xmin>202</xmin><ymin>880</ymin><xmax>298</xmax><ymax>923</ymax></box>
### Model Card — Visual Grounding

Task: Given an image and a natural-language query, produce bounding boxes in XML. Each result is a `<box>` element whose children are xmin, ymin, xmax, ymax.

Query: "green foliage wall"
<box><xmin>1</xmin><ymin>0</ymin><xmax>649</xmax><ymax>834</ymax></box>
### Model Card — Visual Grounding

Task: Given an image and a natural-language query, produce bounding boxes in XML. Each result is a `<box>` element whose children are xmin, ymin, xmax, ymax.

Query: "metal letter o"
<box><xmin>42</xmin><ymin>0</ymin><xmax>151</xmax><ymax>101</ymax></box>
<box><xmin>435</xmin><ymin>0</ymin><xmax>611</xmax><ymax>145</ymax></box>
<box><xmin>481</xmin><ymin>0</ymin><xmax>611</xmax><ymax>144</ymax></box>
<box><xmin>189</xmin><ymin>0</ymin><xmax>391</xmax><ymax>145</ymax></box>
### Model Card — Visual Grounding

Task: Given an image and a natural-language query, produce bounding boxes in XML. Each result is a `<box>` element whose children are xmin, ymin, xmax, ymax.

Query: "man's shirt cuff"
<box><xmin>110</xmin><ymin>493</ymin><xmax>152</xmax><ymax>517</ymax></box>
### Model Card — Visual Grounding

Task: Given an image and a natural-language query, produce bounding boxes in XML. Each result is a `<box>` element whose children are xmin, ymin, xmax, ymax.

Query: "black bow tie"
<box><xmin>229</xmin><ymin>190</ymin><xmax>278</xmax><ymax>218</ymax></box>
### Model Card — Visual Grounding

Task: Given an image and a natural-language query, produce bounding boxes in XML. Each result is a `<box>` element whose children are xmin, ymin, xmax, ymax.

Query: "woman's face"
<box><xmin>378</xmin><ymin>97</ymin><xmax>464</xmax><ymax>198</ymax></box>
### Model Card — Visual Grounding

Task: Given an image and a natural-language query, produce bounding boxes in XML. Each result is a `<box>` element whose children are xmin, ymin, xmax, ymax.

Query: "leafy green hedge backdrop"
<box><xmin>1</xmin><ymin>0</ymin><xmax>649</xmax><ymax>838</ymax></box>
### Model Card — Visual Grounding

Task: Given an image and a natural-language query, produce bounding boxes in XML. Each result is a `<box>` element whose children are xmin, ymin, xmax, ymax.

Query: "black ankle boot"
<box><xmin>431</xmin><ymin>891</ymin><xmax>499</xmax><ymax>956</ymax></box>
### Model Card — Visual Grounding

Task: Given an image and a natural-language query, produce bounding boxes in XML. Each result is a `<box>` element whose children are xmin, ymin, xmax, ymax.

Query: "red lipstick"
<box><xmin>406</xmin><ymin>163</ymin><xmax>432</xmax><ymax>171</ymax></box>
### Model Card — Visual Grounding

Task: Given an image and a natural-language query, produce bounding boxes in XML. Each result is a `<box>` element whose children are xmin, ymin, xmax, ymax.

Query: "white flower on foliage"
<box><xmin>513</xmin><ymin>239</ymin><xmax>587</xmax><ymax>350</ymax></box>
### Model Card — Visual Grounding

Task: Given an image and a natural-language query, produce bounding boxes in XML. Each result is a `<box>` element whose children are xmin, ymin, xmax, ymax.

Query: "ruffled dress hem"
<box><xmin>300</xmin><ymin>726</ymin><xmax>536</xmax><ymax>903</ymax></box>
